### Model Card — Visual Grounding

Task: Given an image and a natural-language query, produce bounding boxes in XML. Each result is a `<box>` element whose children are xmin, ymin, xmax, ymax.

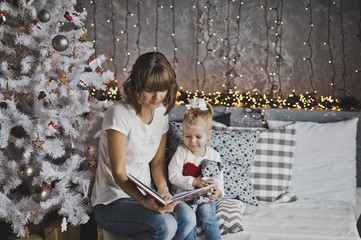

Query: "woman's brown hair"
<box><xmin>123</xmin><ymin>52</ymin><xmax>178</xmax><ymax>115</ymax></box>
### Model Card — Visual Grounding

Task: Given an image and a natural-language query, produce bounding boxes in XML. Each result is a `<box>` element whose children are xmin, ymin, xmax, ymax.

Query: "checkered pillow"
<box><xmin>250</xmin><ymin>124</ymin><xmax>297</xmax><ymax>202</ymax></box>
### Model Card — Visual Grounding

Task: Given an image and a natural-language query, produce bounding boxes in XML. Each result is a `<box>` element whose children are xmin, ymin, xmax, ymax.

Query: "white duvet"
<box><xmin>221</xmin><ymin>198</ymin><xmax>360</xmax><ymax>240</ymax></box>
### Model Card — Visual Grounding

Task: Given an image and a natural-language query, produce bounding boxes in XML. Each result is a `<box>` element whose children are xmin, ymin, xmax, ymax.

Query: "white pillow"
<box><xmin>268</xmin><ymin>118</ymin><xmax>358</xmax><ymax>206</ymax></box>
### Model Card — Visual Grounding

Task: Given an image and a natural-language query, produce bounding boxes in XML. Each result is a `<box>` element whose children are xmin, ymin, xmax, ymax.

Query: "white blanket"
<box><xmin>220</xmin><ymin>199</ymin><xmax>360</xmax><ymax>240</ymax></box>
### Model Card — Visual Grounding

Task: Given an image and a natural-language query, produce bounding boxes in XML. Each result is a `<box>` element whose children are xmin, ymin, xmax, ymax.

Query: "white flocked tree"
<box><xmin>0</xmin><ymin>0</ymin><xmax>113</xmax><ymax>237</ymax></box>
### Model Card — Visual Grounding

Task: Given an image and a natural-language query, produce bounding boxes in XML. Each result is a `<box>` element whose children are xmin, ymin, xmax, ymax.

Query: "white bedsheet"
<box><xmin>220</xmin><ymin>198</ymin><xmax>360</xmax><ymax>240</ymax></box>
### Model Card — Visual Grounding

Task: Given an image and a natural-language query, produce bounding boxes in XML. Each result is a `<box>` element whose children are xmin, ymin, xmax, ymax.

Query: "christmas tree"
<box><xmin>0</xmin><ymin>0</ymin><xmax>113</xmax><ymax>237</ymax></box>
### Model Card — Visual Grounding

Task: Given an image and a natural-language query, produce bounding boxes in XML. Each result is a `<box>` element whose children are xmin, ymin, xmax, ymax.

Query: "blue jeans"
<box><xmin>195</xmin><ymin>201</ymin><xmax>221</xmax><ymax>240</ymax></box>
<box><xmin>93</xmin><ymin>198</ymin><xmax>197</xmax><ymax>240</ymax></box>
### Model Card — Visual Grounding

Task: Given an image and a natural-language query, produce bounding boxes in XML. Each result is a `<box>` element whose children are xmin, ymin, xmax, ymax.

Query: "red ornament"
<box><xmin>182</xmin><ymin>163</ymin><xmax>201</xmax><ymax>177</ymax></box>
<box><xmin>48</xmin><ymin>121</ymin><xmax>57</xmax><ymax>130</ymax></box>
<box><xmin>87</xmin><ymin>56</ymin><xmax>95</xmax><ymax>65</ymax></box>
<box><xmin>95</xmin><ymin>66</ymin><xmax>104</xmax><ymax>74</ymax></box>
<box><xmin>64</xmin><ymin>11</ymin><xmax>72</xmax><ymax>21</ymax></box>
<box><xmin>38</xmin><ymin>91</ymin><xmax>46</xmax><ymax>100</ymax></box>
<box><xmin>33</xmin><ymin>20</ymin><xmax>41</xmax><ymax>29</ymax></box>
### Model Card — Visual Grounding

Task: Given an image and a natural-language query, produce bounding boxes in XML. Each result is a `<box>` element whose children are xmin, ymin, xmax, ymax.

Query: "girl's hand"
<box><xmin>193</xmin><ymin>176</ymin><xmax>214</xmax><ymax>188</ymax></box>
<box><xmin>143</xmin><ymin>197</ymin><xmax>180</xmax><ymax>214</ymax></box>
<box><xmin>209</xmin><ymin>187</ymin><xmax>221</xmax><ymax>201</ymax></box>
<box><xmin>157</xmin><ymin>187</ymin><xmax>172</xmax><ymax>201</ymax></box>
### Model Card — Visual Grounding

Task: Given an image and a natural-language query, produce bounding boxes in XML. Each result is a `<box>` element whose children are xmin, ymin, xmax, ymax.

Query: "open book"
<box><xmin>127</xmin><ymin>173</ymin><xmax>213</xmax><ymax>206</ymax></box>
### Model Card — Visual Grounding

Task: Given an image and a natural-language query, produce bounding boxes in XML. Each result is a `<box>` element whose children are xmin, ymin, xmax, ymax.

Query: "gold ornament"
<box><xmin>18</xmin><ymin>42</ymin><xmax>25</xmax><ymax>58</ymax></box>
<box><xmin>60</xmin><ymin>71</ymin><xmax>67</xmax><ymax>85</ymax></box>
<box><xmin>2</xmin><ymin>84</ymin><xmax>13</xmax><ymax>100</ymax></box>
<box><xmin>79</xmin><ymin>26</ymin><xmax>88</xmax><ymax>42</ymax></box>
<box><xmin>32</xmin><ymin>133</ymin><xmax>45</xmax><ymax>149</ymax></box>
<box><xmin>73</xmin><ymin>44</ymin><xmax>77</xmax><ymax>59</ymax></box>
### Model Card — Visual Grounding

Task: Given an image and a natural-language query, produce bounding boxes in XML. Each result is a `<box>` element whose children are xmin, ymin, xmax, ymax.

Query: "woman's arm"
<box><xmin>150</xmin><ymin>133</ymin><xmax>172</xmax><ymax>200</ymax></box>
<box><xmin>107</xmin><ymin>129</ymin><xmax>178</xmax><ymax>213</ymax></box>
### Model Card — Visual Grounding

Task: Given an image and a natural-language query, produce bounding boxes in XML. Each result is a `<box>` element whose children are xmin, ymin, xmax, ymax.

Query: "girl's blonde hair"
<box><xmin>123</xmin><ymin>52</ymin><xmax>178</xmax><ymax>115</ymax></box>
<box><xmin>182</xmin><ymin>101</ymin><xmax>214</xmax><ymax>130</ymax></box>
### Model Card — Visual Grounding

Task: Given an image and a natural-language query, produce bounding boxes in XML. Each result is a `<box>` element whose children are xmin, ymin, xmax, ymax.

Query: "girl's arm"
<box><xmin>107</xmin><ymin>129</ymin><xmax>178</xmax><ymax>213</ymax></box>
<box><xmin>150</xmin><ymin>133</ymin><xmax>172</xmax><ymax>200</ymax></box>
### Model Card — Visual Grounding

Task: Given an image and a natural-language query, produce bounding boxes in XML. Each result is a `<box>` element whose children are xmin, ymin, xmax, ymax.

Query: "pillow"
<box><xmin>250</xmin><ymin>124</ymin><xmax>297</xmax><ymax>202</ymax></box>
<box><xmin>268</xmin><ymin>118</ymin><xmax>358</xmax><ymax>206</ymax></box>
<box><xmin>212</xmin><ymin>130</ymin><xmax>260</xmax><ymax>206</ymax></box>
<box><xmin>166</xmin><ymin>121</ymin><xmax>183</xmax><ymax>162</ymax></box>
<box><xmin>197</xmin><ymin>199</ymin><xmax>245</xmax><ymax>236</ymax></box>
<box><xmin>213</xmin><ymin>112</ymin><xmax>231</xmax><ymax>127</ymax></box>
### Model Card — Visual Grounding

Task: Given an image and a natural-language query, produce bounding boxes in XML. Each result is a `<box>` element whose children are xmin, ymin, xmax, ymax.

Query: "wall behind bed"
<box><xmin>81</xmin><ymin>0</ymin><xmax>361</xmax><ymax>104</ymax></box>
<box><xmin>169</xmin><ymin>106</ymin><xmax>361</xmax><ymax>186</ymax></box>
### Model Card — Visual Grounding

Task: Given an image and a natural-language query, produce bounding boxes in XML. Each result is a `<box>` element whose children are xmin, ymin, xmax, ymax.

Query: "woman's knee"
<box><xmin>155</xmin><ymin>214</ymin><xmax>178</xmax><ymax>240</ymax></box>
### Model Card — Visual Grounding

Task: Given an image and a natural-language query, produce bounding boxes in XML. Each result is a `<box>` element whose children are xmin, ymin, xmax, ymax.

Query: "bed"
<box><xmin>100</xmin><ymin>106</ymin><xmax>361</xmax><ymax>240</ymax></box>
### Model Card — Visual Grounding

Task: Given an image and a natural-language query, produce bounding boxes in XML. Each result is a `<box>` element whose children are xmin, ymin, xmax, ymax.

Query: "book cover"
<box><xmin>127</xmin><ymin>173</ymin><xmax>213</xmax><ymax>206</ymax></box>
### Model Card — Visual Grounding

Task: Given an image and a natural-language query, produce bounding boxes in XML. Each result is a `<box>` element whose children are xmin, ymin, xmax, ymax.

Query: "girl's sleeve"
<box><xmin>168</xmin><ymin>148</ymin><xmax>195</xmax><ymax>191</ymax></box>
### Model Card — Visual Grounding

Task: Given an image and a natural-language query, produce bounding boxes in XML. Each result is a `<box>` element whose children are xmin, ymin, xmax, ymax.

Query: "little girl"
<box><xmin>168</xmin><ymin>98</ymin><xmax>224</xmax><ymax>240</ymax></box>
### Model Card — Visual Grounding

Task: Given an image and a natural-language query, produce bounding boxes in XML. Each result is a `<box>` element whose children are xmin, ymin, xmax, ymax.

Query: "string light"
<box><xmin>304</xmin><ymin>0</ymin><xmax>315</xmax><ymax>93</ymax></box>
<box><xmin>136</xmin><ymin>0</ymin><xmax>141</xmax><ymax>56</ymax></box>
<box><xmin>123</xmin><ymin>0</ymin><xmax>130</xmax><ymax>71</ymax></box>
<box><xmin>154</xmin><ymin>0</ymin><xmax>160</xmax><ymax>52</ymax></box>
<box><xmin>171</xmin><ymin>0</ymin><xmax>178</xmax><ymax>68</ymax></box>
<box><xmin>91</xmin><ymin>0</ymin><xmax>97</xmax><ymax>56</ymax></box>
<box><xmin>326</xmin><ymin>0</ymin><xmax>336</xmax><ymax>97</ymax></box>
<box><xmin>339</xmin><ymin>0</ymin><xmax>347</xmax><ymax>96</ymax></box>
<box><xmin>110</xmin><ymin>0</ymin><xmax>117</xmax><ymax>79</ymax></box>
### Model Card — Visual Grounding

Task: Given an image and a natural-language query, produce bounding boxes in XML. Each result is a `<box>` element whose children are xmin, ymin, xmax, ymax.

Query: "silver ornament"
<box><xmin>32</xmin><ymin>186</ymin><xmax>51</xmax><ymax>202</ymax></box>
<box><xmin>52</xmin><ymin>35</ymin><xmax>69</xmax><ymax>52</ymax></box>
<box><xmin>18</xmin><ymin>164</ymin><xmax>35</xmax><ymax>180</ymax></box>
<box><xmin>37</xmin><ymin>9</ymin><xmax>51</xmax><ymax>23</ymax></box>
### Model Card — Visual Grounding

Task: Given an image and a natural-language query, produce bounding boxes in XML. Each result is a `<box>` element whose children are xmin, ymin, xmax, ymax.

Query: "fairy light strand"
<box><xmin>171</xmin><ymin>0</ymin><xmax>179</xmax><ymax>68</ymax></box>
<box><xmin>262</xmin><ymin>1</ymin><xmax>275</xmax><ymax>97</ymax></box>
<box><xmin>92</xmin><ymin>0</ymin><xmax>97</xmax><ymax>57</ymax></box>
<box><xmin>326</xmin><ymin>0</ymin><xmax>336</xmax><ymax>97</ymax></box>
<box><xmin>304</xmin><ymin>0</ymin><xmax>315</xmax><ymax>92</ymax></box>
<box><xmin>339</xmin><ymin>0</ymin><xmax>347</xmax><ymax>96</ymax></box>
<box><xmin>110</xmin><ymin>0</ymin><xmax>117</xmax><ymax>78</ymax></box>
<box><xmin>224</xmin><ymin>0</ymin><xmax>231</xmax><ymax>89</ymax></box>
<box><xmin>154</xmin><ymin>0</ymin><xmax>160</xmax><ymax>52</ymax></box>
<box><xmin>274</xmin><ymin>0</ymin><xmax>283</xmax><ymax>98</ymax></box>
<box><xmin>194</xmin><ymin>0</ymin><xmax>204</xmax><ymax>90</ymax></box>
<box><xmin>123</xmin><ymin>0</ymin><xmax>130</xmax><ymax>72</ymax></box>
<box><xmin>136</xmin><ymin>0</ymin><xmax>141</xmax><ymax>56</ymax></box>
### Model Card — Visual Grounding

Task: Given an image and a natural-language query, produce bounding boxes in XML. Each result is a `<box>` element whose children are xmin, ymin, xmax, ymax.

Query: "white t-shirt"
<box><xmin>168</xmin><ymin>145</ymin><xmax>225</xmax><ymax>199</ymax></box>
<box><xmin>91</xmin><ymin>100</ymin><xmax>169</xmax><ymax>206</ymax></box>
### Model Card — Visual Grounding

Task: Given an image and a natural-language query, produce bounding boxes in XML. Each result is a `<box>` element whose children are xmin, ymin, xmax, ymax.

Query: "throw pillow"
<box><xmin>268</xmin><ymin>118</ymin><xmax>359</xmax><ymax>206</ymax></box>
<box><xmin>250</xmin><ymin>124</ymin><xmax>297</xmax><ymax>202</ymax></box>
<box><xmin>197</xmin><ymin>199</ymin><xmax>246</xmax><ymax>236</ymax></box>
<box><xmin>212</xmin><ymin>130</ymin><xmax>260</xmax><ymax>206</ymax></box>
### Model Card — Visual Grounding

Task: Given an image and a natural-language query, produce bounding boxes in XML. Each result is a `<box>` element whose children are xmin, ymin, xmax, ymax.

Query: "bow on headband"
<box><xmin>186</xmin><ymin>98</ymin><xmax>209</xmax><ymax>111</ymax></box>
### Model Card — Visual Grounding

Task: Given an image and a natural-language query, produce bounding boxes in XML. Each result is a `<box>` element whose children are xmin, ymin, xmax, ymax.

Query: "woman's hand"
<box><xmin>142</xmin><ymin>197</ymin><xmax>181</xmax><ymax>214</ymax></box>
<box><xmin>209</xmin><ymin>187</ymin><xmax>221</xmax><ymax>201</ymax></box>
<box><xmin>193</xmin><ymin>176</ymin><xmax>214</xmax><ymax>188</ymax></box>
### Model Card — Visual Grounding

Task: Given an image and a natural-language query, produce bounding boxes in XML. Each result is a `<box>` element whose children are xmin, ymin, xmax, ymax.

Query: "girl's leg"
<box><xmin>93</xmin><ymin>198</ymin><xmax>178</xmax><ymax>240</ymax></box>
<box><xmin>196</xmin><ymin>201</ymin><xmax>221</xmax><ymax>240</ymax></box>
<box><xmin>170</xmin><ymin>201</ymin><xmax>197</xmax><ymax>240</ymax></box>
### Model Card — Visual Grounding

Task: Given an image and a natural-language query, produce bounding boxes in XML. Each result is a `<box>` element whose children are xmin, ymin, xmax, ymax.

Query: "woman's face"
<box><xmin>141</xmin><ymin>89</ymin><xmax>168</xmax><ymax>109</ymax></box>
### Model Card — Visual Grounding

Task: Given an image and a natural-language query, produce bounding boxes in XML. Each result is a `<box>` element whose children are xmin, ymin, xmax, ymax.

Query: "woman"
<box><xmin>91</xmin><ymin>52</ymin><xmax>197</xmax><ymax>240</ymax></box>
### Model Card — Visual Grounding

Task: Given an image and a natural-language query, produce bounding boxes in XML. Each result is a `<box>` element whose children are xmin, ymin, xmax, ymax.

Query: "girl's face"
<box><xmin>141</xmin><ymin>89</ymin><xmax>168</xmax><ymax>109</ymax></box>
<box><xmin>182</xmin><ymin>119</ymin><xmax>212</xmax><ymax>157</ymax></box>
